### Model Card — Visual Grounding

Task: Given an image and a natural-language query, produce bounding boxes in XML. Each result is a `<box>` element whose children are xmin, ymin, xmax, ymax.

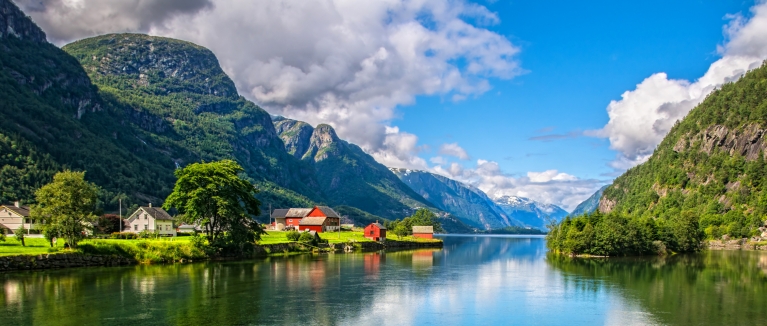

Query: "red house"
<box><xmin>412</xmin><ymin>226</ymin><xmax>434</xmax><ymax>239</ymax></box>
<box><xmin>297</xmin><ymin>206</ymin><xmax>341</xmax><ymax>232</ymax></box>
<box><xmin>364</xmin><ymin>222</ymin><xmax>387</xmax><ymax>241</ymax></box>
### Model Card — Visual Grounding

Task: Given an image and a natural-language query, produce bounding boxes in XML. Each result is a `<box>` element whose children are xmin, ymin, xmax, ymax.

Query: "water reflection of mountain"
<box><xmin>0</xmin><ymin>237</ymin><xmax>548</xmax><ymax>325</ymax></box>
<box><xmin>547</xmin><ymin>251</ymin><xmax>767</xmax><ymax>326</ymax></box>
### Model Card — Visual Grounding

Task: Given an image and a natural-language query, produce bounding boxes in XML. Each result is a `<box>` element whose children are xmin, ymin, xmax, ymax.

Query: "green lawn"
<box><xmin>259</xmin><ymin>230</ymin><xmax>371</xmax><ymax>244</ymax></box>
<box><xmin>259</xmin><ymin>230</ymin><xmax>441</xmax><ymax>244</ymax></box>
<box><xmin>0</xmin><ymin>237</ymin><xmax>66</xmax><ymax>256</ymax></box>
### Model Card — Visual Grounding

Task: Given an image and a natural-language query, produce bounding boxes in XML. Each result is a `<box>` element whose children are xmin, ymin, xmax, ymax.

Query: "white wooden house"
<box><xmin>126</xmin><ymin>204</ymin><xmax>176</xmax><ymax>236</ymax></box>
<box><xmin>0</xmin><ymin>202</ymin><xmax>35</xmax><ymax>234</ymax></box>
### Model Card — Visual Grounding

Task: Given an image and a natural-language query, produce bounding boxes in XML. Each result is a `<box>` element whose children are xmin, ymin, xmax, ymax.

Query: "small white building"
<box><xmin>0</xmin><ymin>201</ymin><xmax>35</xmax><ymax>234</ymax></box>
<box><xmin>126</xmin><ymin>204</ymin><xmax>176</xmax><ymax>236</ymax></box>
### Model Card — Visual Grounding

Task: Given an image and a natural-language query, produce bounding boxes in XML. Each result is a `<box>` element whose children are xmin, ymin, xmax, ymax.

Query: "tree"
<box><xmin>14</xmin><ymin>227</ymin><xmax>25</xmax><ymax>246</ymax></box>
<box><xmin>30</xmin><ymin>171</ymin><xmax>98</xmax><ymax>249</ymax></box>
<box><xmin>0</xmin><ymin>229</ymin><xmax>5</xmax><ymax>242</ymax></box>
<box><xmin>393</xmin><ymin>224</ymin><xmax>408</xmax><ymax>239</ymax></box>
<box><xmin>163</xmin><ymin>160</ymin><xmax>264</xmax><ymax>248</ymax></box>
<box><xmin>95</xmin><ymin>214</ymin><xmax>122</xmax><ymax>234</ymax></box>
<box><xmin>408</xmin><ymin>208</ymin><xmax>444</xmax><ymax>233</ymax></box>
<box><xmin>42</xmin><ymin>224</ymin><xmax>60</xmax><ymax>248</ymax></box>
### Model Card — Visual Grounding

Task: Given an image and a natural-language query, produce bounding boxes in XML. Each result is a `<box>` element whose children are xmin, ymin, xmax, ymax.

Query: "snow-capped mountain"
<box><xmin>390</xmin><ymin>168</ymin><xmax>568</xmax><ymax>231</ymax></box>
<box><xmin>493</xmin><ymin>195</ymin><xmax>569</xmax><ymax>230</ymax></box>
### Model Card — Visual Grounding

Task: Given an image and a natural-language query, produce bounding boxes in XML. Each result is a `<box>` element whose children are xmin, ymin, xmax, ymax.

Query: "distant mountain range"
<box><xmin>568</xmin><ymin>185</ymin><xmax>608</xmax><ymax>217</ymax></box>
<box><xmin>390</xmin><ymin>168</ymin><xmax>568</xmax><ymax>231</ymax></box>
<box><xmin>493</xmin><ymin>195</ymin><xmax>569</xmax><ymax>230</ymax></box>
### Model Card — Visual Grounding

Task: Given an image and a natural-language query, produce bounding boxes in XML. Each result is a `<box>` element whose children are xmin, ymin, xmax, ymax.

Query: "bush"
<box><xmin>299</xmin><ymin>231</ymin><xmax>319</xmax><ymax>246</ymax></box>
<box><xmin>190</xmin><ymin>233</ymin><xmax>207</xmax><ymax>250</ymax></box>
<box><xmin>286</xmin><ymin>230</ymin><xmax>300</xmax><ymax>241</ymax></box>
<box><xmin>110</xmin><ymin>232</ymin><xmax>138</xmax><ymax>239</ymax></box>
<box><xmin>14</xmin><ymin>227</ymin><xmax>25</xmax><ymax>246</ymax></box>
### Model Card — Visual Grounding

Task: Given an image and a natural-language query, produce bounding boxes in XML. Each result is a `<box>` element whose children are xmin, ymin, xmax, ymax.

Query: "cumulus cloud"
<box><xmin>21</xmin><ymin>0</ymin><xmax>523</xmax><ymax>172</ymax></box>
<box><xmin>15</xmin><ymin>0</ymin><xmax>213</xmax><ymax>43</ymax></box>
<box><xmin>588</xmin><ymin>2</ymin><xmax>767</xmax><ymax>170</ymax></box>
<box><xmin>438</xmin><ymin>143</ymin><xmax>470</xmax><ymax>160</ymax></box>
<box><xmin>433</xmin><ymin>160</ymin><xmax>604</xmax><ymax>211</ymax></box>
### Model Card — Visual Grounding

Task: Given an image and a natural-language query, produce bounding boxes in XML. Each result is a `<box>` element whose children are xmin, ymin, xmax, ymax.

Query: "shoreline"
<box><xmin>0</xmin><ymin>239</ymin><xmax>443</xmax><ymax>272</ymax></box>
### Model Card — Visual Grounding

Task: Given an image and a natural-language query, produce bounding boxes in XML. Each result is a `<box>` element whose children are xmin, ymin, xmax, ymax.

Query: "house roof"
<box><xmin>315</xmin><ymin>206</ymin><xmax>340</xmax><ymax>218</ymax></box>
<box><xmin>286</xmin><ymin>208</ymin><xmax>312</xmax><ymax>218</ymax></box>
<box><xmin>299</xmin><ymin>216</ymin><xmax>327</xmax><ymax>226</ymax></box>
<box><xmin>369</xmin><ymin>222</ymin><xmax>386</xmax><ymax>230</ymax></box>
<box><xmin>129</xmin><ymin>206</ymin><xmax>173</xmax><ymax>221</ymax></box>
<box><xmin>271</xmin><ymin>209</ymin><xmax>289</xmax><ymax>218</ymax></box>
<box><xmin>412</xmin><ymin>226</ymin><xmax>434</xmax><ymax>234</ymax></box>
<box><xmin>1</xmin><ymin>205</ymin><xmax>30</xmax><ymax>217</ymax></box>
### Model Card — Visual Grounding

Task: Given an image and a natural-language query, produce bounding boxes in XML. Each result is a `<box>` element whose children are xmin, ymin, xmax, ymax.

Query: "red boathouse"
<box><xmin>412</xmin><ymin>226</ymin><xmax>434</xmax><ymax>239</ymax></box>
<box><xmin>364</xmin><ymin>222</ymin><xmax>387</xmax><ymax>241</ymax></box>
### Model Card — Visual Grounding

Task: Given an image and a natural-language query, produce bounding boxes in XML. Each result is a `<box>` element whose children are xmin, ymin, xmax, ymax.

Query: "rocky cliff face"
<box><xmin>273</xmin><ymin>117</ymin><xmax>313</xmax><ymax>158</ymax></box>
<box><xmin>273</xmin><ymin>118</ymin><xmax>434</xmax><ymax>218</ymax></box>
<box><xmin>0</xmin><ymin>0</ymin><xmax>45</xmax><ymax>43</ymax></box>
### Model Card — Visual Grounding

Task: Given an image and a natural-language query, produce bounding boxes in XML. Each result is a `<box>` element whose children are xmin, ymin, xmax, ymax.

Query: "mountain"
<box><xmin>273</xmin><ymin>117</ymin><xmax>434</xmax><ymax>218</ymax></box>
<box><xmin>568</xmin><ymin>185</ymin><xmax>608</xmax><ymax>217</ymax></box>
<box><xmin>389</xmin><ymin>168</ymin><xmax>517</xmax><ymax>230</ymax></box>
<box><xmin>0</xmin><ymin>0</ymin><xmax>180</xmax><ymax>207</ymax></box>
<box><xmin>598</xmin><ymin>61</ymin><xmax>767</xmax><ymax>240</ymax></box>
<box><xmin>0</xmin><ymin>2</ymin><xmax>435</xmax><ymax>222</ymax></box>
<box><xmin>493</xmin><ymin>196</ymin><xmax>568</xmax><ymax>230</ymax></box>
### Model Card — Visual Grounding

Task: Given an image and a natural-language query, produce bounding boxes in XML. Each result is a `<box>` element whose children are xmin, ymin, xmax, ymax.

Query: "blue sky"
<box><xmin>398</xmin><ymin>0</ymin><xmax>754</xmax><ymax>180</ymax></box>
<box><xmin>22</xmin><ymin>0</ymin><xmax>767</xmax><ymax>210</ymax></box>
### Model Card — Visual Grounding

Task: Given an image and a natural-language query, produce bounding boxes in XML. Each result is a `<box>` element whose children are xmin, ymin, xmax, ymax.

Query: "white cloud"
<box><xmin>430</xmin><ymin>156</ymin><xmax>448</xmax><ymax>165</ymax></box>
<box><xmin>15</xmin><ymin>0</ymin><xmax>213</xmax><ymax>43</ymax></box>
<box><xmin>588</xmin><ymin>2</ymin><xmax>767</xmax><ymax>170</ymax></box>
<box><xmin>527</xmin><ymin>170</ymin><xmax>577</xmax><ymax>183</ymax></box>
<box><xmin>438</xmin><ymin>143</ymin><xmax>470</xmax><ymax>160</ymax></box>
<box><xmin>21</xmin><ymin>0</ymin><xmax>523</xmax><ymax>173</ymax></box>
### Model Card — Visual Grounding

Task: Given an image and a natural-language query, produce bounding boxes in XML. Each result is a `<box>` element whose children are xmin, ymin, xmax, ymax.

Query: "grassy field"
<box><xmin>0</xmin><ymin>231</ymin><xmax>440</xmax><ymax>258</ymax></box>
<box><xmin>0</xmin><ymin>237</ymin><xmax>66</xmax><ymax>256</ymax></box>
<box><xmin>260</xmin><ymin>230</ymin><xmax>441</xmax><ymax>244</ymax></box>
<box><xmin>259</xmin><ymin>230</ymin><xmax>371</xmax><ymax>244</ymax></box>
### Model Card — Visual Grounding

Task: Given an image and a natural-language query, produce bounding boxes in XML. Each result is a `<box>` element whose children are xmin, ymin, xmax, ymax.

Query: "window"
<box><xmin>144</xmin><ymin>214</ymin><xmax>147</xmax><ymax>220</ymax></box>
<box><xmin>166</xmin><ymin>225</ymin><xmax>170</xmax><ymax>231</ymax></box>
<box><xmin>370</xmin><ymin>230</ymin><xmax>374</xmax><ymax>235</ymax></box>
<box><xmin>144</xmin><ymin>224</ymin><xmax>147</xmax><ymax>230</ymax></box>
<box><xmin>134</xmin><ymin>225</ymin><xmax>138</xmax><ymax>231</ymax></box>
<box><xmin>289</xmin><ymin>219</ymin><xmax>293</xmax><ymax>223</ymax></box>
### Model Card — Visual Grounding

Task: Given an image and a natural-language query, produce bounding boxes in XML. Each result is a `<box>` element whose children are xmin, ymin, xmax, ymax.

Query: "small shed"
<box><xmin>364</xmin><ymin>222</ymin><xmax>387</xmax><ymax>241</ymax></box>
<box><xmin>412</xmin><ymin>225</ymin><xmax>434</xmax><ymax>239</ymax></box>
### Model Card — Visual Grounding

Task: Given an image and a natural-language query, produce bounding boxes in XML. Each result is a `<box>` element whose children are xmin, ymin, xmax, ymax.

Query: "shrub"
<box><xmin>299</xmin><ymin>231</ymin><xmax>319</xmax><ymax>246</ymax></box>
<box><xmin>14</xmin><ymin>227</ymin><xmax>25</xmax><ymax>246</ymax></box>
<box><xmin>286</xmin><ymin>230</ymin><xmax>300</xmax><ymax>241</ymax></box>
<box><xmin>111</xmin><ymin>232</ymin><xmax>138</xmax><ymax>239</ymax></box>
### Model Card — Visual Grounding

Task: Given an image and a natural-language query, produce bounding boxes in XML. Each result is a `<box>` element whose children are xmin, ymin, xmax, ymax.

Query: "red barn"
<box><xmin>412</xmin><ymin>226</ymin><xmax>434</xmax><ymax>239</ymax></box>
<box><xmin>297</xmin><ymin>206</ymin><xmax>341</xmax><ymax>232</ymax></box>
<box><xmin>364</xmin><ymin>222</ymin><xmax>387</xmax><ymax>241</ymax></box>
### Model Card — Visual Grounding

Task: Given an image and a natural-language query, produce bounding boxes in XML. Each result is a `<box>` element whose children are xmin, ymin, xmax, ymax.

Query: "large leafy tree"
<box><xmin>164</xmin><ymin>160</ymin><xmax>264</xmax><ymax>246</ymax></box>
<box><xmin>30</xmin><ymin>171</ymin><xmax>99</xmax><ymax>248</ymax></box>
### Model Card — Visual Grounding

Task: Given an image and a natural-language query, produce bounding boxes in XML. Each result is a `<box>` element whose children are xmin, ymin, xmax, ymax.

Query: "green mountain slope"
<box><xmin>600</xmin><ymin>62</ymin><xmax>767</xmax><ymax>239</ymax></box>
<box><xmin>273</xmin><ymin>118</ymin><xmax>435</xmax><ymax>219</ymax></box>
<box><xmin>62</xmin><ymin>33</ymin><xmax>322</xmax><ymax>212</ymax></box>
<box><xmin>0</xmin><ymin>1</ymin><xmax>177</xmax><ymax>207</ymax></box>
<box><xmin>549</xmin><ymin>62</ymin><xmax>767</xmax><ymax>256</ymax></box>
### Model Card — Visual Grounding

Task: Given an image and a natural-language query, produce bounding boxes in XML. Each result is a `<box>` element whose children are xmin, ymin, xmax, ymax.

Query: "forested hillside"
<box><xmin>549</xmin><ymin>61</ymin><xmax>767</xmax><ymax>256</ymax></box>
<box><xmin>0</xmin><ymin>2</ymin><xmax>176</xmax><ymax>208</ymax></box>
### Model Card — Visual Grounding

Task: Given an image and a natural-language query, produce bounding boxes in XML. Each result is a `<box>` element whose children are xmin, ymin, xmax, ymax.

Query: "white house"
<box><xmin>0</xmin><ymin>202</ymin><xmax>35</xmax><ymax>234</ymax></box>
<box><xmin>126</xmin><ymin>204</ymin><xmax>176</xmax><ymax>236</ymax></box>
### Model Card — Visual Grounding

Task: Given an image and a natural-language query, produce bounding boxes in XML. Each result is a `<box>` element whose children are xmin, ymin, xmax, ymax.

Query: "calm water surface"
<box><xmin>2</xmin><ymin>235</ymin><xmax>767</xmax><ymax>325</ymax></box>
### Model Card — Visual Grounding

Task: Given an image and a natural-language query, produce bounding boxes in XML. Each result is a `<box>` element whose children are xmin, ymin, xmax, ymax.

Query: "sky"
<box><xmin>15</xmin><ymin>0</ymin><xmax>767</xmax><ymax>211</ymax></box>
